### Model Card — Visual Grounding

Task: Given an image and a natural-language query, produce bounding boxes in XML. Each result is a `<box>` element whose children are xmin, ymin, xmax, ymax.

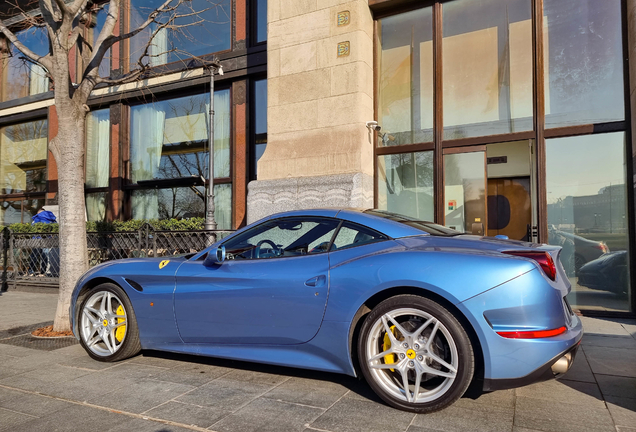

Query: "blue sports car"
<box><xmin>70</xmin><ymin>209</ymin><xmax>583</xmax><ymax>413</ymax></box>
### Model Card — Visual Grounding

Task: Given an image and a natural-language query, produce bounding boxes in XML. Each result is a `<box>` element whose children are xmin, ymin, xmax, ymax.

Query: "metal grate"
<box><xmin>0</xmin><ymin>226</ymin><xmax>234</xmax><ymax>290</ymax></box>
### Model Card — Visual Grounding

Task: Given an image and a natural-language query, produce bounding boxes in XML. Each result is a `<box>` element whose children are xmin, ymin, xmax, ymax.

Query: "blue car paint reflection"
<box><xmin>70</xmin><ymin>209</ymin><xmax>582</xmax><ymax>391</ymax></box>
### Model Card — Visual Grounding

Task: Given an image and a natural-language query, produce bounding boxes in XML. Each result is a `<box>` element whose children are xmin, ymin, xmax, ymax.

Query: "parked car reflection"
<box><xmin>548</xmin><ymin>225</ymin><xmax>608</xmax><ymax>275</ymax></box>
<box><xmin>577</xmin><ymin>251</ymin><xmax>628</xmax><ymax>298</ymax></box>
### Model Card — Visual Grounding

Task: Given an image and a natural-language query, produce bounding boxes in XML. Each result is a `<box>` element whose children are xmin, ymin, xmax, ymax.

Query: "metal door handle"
<box><xmin>305</xmin><ymin>275</ymin><xmax>326</xmax><ymax>287</ymax></box>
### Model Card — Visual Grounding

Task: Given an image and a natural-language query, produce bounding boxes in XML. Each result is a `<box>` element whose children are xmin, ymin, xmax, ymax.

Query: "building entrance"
<box><xmin>444</xmin><ymin>140</ymin><xmax>535</xmax><ymax>241</ymax></box>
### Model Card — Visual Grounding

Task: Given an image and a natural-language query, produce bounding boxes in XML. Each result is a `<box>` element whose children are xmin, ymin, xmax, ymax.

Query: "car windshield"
<box><xmin>363</xmin><ymin>210</ymin><xmax>462</xmax><ymax>237</ymax></box>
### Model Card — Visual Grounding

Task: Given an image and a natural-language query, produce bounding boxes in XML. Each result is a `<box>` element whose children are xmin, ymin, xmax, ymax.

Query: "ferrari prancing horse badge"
<box><xmin>159</xmin><ymin>260</ymin><xmax>170</xmax><ymax>269</ymax></box>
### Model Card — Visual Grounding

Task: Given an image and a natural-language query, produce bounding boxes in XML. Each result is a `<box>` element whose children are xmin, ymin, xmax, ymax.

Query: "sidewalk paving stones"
<box><xmin>1</xmin><ymin>290</ymin><xmax>636</xmax><ymax>432</ymax></box>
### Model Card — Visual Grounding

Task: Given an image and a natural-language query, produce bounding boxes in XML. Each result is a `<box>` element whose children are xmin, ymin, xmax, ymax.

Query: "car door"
<box><xmin>173</xmin><ymin>217</ymin><xmax>340</xmax><ymax>345</ymax></box>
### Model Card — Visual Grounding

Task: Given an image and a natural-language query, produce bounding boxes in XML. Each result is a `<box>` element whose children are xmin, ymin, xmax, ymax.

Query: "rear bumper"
<box><xmin>483</xmin><ymin>340</ymin><xmax>581</xmax><ymax>391</ymax></box>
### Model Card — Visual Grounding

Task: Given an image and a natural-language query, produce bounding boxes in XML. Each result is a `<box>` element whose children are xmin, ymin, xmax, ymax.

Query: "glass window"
<box><xmin>86</xmin><ymin>4</ymin><xmax>112</xmax><ymax>78</ymax></box>
<box><xmin>444</xmin><ymin>151</ymin><xmax>487</xmax><ymax>234</ymax></box>
<box><xmin>255</xmin><ymin>0</ymin><xmax>267</xmax><ymax>43</ymax></box>
<box><xmin>86</xmin><ymin>192</ymin><xmax>108</xmax><ymax>222</ymax></box>
<box><xmin>86</xmin><ymin>109</ymin><xmax>110</xmax><ymax>188</ymax></box>
<box><xmin>546</xmin><ymin>132</ymin><xmax>630</xmax><ymax>312</ymax></box>
<box><xmin>0</xmin><ymin>198</ymin><xmax>44</xmax><ymax>226</ymax></box>
<box><xmin>223</xmin><ymin>217</ymin><xmax>340</xmax><ymax>260</ymax></box>
<box><xmin>131</xmin><ymin>183</ymin><xmax>231</xmax><ymax>228</ymax></box>
<box><xmin>130</xmin><ymin>90</ymin><xmax>230</xmax><ymax>183</ymax></box>
<box><xmin>443</xmin><ymin>0</ymin><xmax>533</xmax><ymax>140</ymax></box>
<box><xmin>252</xmin><ymin>79</ymin><xmax>267</xmax><ymax>179</ymax></box>
<box><xmin>543</xmin><ymin>0</ymin><xmax>624</xmax><ymax>128</ymax></box>
<box><xmin>1</xmin><ymin>27</ymin><xmax>49</xmax><ymax>102</ymax></box>
<box><xmin>331</xmin><ymin>222</ymin><xmax>387</xmax><ymax>250</ymax></box>
<box><xmin>0</xmin><ymin>120</ymin><xmax>48</xmax><ymax>195</ymax></box>
<box><xmin>377</xmin><ymin>151</ymin><xmax>434</xmax><ymax>221</ymax></box>
<box><xmin>129</xmin><ymin>0</ymin><xmax>231</xmax><ymax>67</ymax></box>
<box><xmin>377</xmin><ymin>7</ymin><xmax>433</xmax><ymax>147</ymax></box>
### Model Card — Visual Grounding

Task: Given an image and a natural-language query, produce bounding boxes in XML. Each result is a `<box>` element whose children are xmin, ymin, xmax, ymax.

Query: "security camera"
<box><xmin>365</xmin><ymin>121</ymin><xmax>381</xmax><ymax>132</ymax></box>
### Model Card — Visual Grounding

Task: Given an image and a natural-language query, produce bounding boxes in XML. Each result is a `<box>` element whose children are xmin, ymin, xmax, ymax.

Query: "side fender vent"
<box><xmin>125</xmin><ymin>278</ymin><xmax>144</xmax><ymax>292</ymax></box>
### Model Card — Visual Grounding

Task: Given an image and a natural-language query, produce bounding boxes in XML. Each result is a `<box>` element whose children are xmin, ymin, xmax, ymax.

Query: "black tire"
<box><xmin>78</xmin><ymin>283</ymin><xmax>141</xmax><ymax>362</ymax></box>
<box><xmin>358</xmin><ymin>295</ymin><xmax>474</xmax><ymax>413</ymax></box>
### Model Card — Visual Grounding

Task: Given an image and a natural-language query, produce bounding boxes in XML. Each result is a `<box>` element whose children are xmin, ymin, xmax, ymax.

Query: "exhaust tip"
<box><xmin>551</xmin><ymin>352</ymin><xmax>573</xmax><ymax>375</ymax></box>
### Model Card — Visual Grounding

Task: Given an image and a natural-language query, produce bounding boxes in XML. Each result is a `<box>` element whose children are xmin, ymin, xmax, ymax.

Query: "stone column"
<box><xmin>247</xmin><ymin>0</ymin><xmax>375</xmax><ymax>223</ymax></box>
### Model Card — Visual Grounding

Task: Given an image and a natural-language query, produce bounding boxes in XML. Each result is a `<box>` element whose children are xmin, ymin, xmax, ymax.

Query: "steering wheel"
<box><xmin>255</xmin><ymin>239</ymin><xmax>281</xmax><ymax>258</ymax></box>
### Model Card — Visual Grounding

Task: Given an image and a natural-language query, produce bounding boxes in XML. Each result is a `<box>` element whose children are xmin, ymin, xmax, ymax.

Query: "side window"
<box><xmin>331</xmin><ymin>223</ymin><xmax>388</xmax><ymax>251</ymax></box>
<box><xmin>223</xmin><ymin>217</ymin><xmax>340</xmax><ymax>260</ymax></box>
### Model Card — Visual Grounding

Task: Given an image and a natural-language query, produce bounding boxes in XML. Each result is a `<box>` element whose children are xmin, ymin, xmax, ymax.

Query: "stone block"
<box><xmin>247</xmin><ymin>173</ymin><xmax>373</xmax><ymax>223</ymax></box>
<box><xmin>309</xmin><ymin>397</ymin><xmax>414</xmax><ymax>432</ymax></box>
<box><xmin>268</xmin><ymin>9</ymin><xmax>330</xmax><ymax>50</ymax></box>
<box><xmin>144</xmin><ymin>401</ymin><xmax>227</xmax><ymax>429</ymax></box>
<box><xmin>329</xmin><ymin>0</ymin><xmax>374</xmax><ymax>40</ymax></box>
<box><xmin>331</xmin><ymin>61</ymin><xmax>373</xmax><ymax>98</ymax></box>
<box><xmin>268</xmin><ymin>48</ymin><xmax>281</xmax><ymax>79</ymax></box>
<box><xmin>269</xmin><ymin>0</ymin><xmax>280</xmax><ymax>23</ymax></box>
<box><xmin>280</xmin><ymin>41</ymin><xmax>317</xmax><ymax>76</ymax></box>
<box><xmin>269</xmin><ymin>68</ymin><xmax>331</xmax><ymax>106</ymax></box>
<box><xmin>262</xmin><ymin>376</ymin><xmax>349</xmax><ymax>409</ymax></box>
<box><xmin>316</xmin><ymin>31</ymin><xmax>373</xmax><ymax>70</ymax></box>
<box><xmin>280</xmin><ymin>0</ymin><xmax>317</xmax><ymax>20</ymax></box>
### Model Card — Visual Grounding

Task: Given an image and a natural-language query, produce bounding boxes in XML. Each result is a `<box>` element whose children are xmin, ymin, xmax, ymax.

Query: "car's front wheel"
<box><xmin>358</xmin><ymin>295</ymin><xmax>474</xmax><ymax>413</ymax></box>
<box><xmin>78</xmin><ymin>283</ymin><xmax>141</xmax><ymax>361</ymax></box>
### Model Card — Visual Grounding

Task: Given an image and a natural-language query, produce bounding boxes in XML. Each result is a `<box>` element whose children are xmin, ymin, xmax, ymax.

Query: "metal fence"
<box><xmin>0</xmin><ymin>224</ymin><xmax>234</xmax><ymax>291</ymax></box>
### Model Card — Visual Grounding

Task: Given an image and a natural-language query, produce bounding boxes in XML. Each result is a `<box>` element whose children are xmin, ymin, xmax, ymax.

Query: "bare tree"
<box><xmin>0</xmin><ymin>0</ymin><xmax>226</xmax><ymax>331</ymax></box>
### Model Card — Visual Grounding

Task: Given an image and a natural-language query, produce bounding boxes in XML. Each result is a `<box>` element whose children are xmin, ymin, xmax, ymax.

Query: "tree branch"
<box><xmin>39</xmin><ymin>0</ymin><xmax>62</xmax><ymax>26</ymax></box>
<box><xmin>0</xmin><ymin>21</ymin><xmax>53</xmax><ymax>72</ymax></box>
<box><xmin>52</xmin><ymin>0</ymin><xmax>69</xmax><ymax>15</ymax></box>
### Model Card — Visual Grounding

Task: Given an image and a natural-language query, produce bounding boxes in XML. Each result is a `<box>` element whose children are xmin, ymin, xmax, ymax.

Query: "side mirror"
<box><xmin>204</xmin><ymin>245</ymin><xmax>226</xmax><ymax>266</ymax></box>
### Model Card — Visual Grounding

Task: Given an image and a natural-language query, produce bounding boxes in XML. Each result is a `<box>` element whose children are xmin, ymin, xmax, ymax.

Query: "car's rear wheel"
<box><xmin>358</xmin><ymin>295</ymin><xmax>474</xmax><ymax>413</ymax></box>
<box><xmin>78</xmin><ymin>283</ymin><xmax>141</xmax><ymax>361</ymax></box>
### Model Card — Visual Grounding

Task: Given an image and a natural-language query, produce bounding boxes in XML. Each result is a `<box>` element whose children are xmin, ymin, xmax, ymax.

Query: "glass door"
<box><xmin>443</xmin><ymin>146</ymin><xmax>487</xmax><ymax>235</ymax></box>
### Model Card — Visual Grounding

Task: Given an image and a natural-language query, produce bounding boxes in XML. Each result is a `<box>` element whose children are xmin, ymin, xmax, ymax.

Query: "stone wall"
<box><xmin>247</xmin><ymin>0</ymin><xmax>375</xmax><ymax>221</ymax></box>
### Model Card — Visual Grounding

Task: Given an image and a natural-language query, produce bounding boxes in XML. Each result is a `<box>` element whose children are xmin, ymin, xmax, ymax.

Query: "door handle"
<box><xmin>305</xmin><ymin>275</ymin><xmax>326</xmax><ymax>287</ymax></box>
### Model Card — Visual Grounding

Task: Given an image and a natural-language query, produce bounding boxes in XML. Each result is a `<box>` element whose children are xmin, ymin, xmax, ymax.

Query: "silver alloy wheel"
<box><xmin>80</xmin><ymin>290</ymin><xmax>128</xmax><ymax>357</ymax></box>
<box><xmin>365</xmin><ymin>308</ymin><xmax>459</xmax><ymax>404</ymax></box>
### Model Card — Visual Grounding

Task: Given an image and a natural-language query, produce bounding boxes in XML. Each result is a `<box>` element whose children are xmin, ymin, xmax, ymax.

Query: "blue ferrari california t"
<box><xmin>70</xmin><ymin>209</ymin><xmax>583</xmax><ymax>413</ymax></box>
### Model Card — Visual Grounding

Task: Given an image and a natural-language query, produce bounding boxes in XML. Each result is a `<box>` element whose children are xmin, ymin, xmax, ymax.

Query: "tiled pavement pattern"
<box><xmin>0</xmin><ymin>290</ymin><xmax>634</xmax><ymax>432</ymax></box>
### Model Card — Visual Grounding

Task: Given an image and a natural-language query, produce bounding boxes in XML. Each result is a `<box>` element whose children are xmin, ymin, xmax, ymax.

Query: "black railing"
<box><xmin>0</xmin><ymin>224</ymin><xmax>234</xmax><ymax>291</ymax></box>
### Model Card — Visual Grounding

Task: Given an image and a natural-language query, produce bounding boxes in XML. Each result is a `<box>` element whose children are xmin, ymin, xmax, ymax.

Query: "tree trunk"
<box><xmin>50</xmin><ymin>107</ymin><xmax>89</xmax><ymax>332</ymax></box>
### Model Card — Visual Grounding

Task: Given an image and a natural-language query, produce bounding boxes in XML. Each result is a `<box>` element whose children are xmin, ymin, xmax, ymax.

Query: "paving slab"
<box><xmin>411</xmin><ymin>401</ymin><xmax>514</xmax><ymax>432</ymax></box>
<box><xmin>0</xmin><ymin>407</ymin><xmax>37</xmax><ymax>432</ymax></box>
<box><xmin>175</xmin><ymin>378</ymin><xmax>276</xmax><ymax>412</ymax></box>
<box><xmin>211</xmin><ymin>397</ymin><xmax>324</xmax><ymax>432</ymax></box>
<box><xmin>0</xmin><ymin>291</ymin><xmax>57</xmax><ymax>331</ymax></box>
<box><xmin>561</xmin><ymin>348</ymin><xmax>596</xmax><ymax>383</ymax></box>
<box><xmin>605</xmin><ymin>396</ymin><xmax>636</xmax><ymax>428</ymax></box>
<box><xmin>8</xmin><ymin>403</ymin><xmax>132</xmax><ymax>432</ymax></box>
<box><xmin>514</xmin><ymin>395</ymin><xmax>615</xmax><ymax>432</ymax></box>
<box><xmin>144</xmin><ymin>400</ymin><xmax>228</xmax><ymax>429</ymax></box>
<box><xmin>582</xmin><ymin>334</ymin><xmax>636</xmax><ymax>350</ymax></box>
<box><xmin>515</xmin><ymin>378</ymin><xmax>605</xmax><ymax>408</ymax></box>
<box><xmin>262</xmin><ymin>376</ymin><xmax>350</xmax><ymax>409</ymax></box>
<box><xmin>309</xmin><ymin>396</ymin><xmax>415</xmax><ymax>432</ymax></box>
<box><xmin>595</xmin><ymin>374</ymin><xmax>636</xmax><ymax>400</ymax></box>
<box><xmin>583</xmin><ymin>345</ymin><xmax>636</xmax><ymax>378</ymax></box>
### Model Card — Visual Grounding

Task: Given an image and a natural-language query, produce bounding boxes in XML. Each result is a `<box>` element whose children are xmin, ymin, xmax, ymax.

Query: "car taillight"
<box><xmin>497</xmin><ymin>326</ymin><xmax>567</xmax><ymax>339</ymax></box>
<box><xmin>503</xmin><ymin>251</ymin><xmax>557</xmax><ymax>281</ymax></box>
<box><xmin>594</xmin><ymin>243</ymin><xmax>609</xmax><ymax>254</ymax></box>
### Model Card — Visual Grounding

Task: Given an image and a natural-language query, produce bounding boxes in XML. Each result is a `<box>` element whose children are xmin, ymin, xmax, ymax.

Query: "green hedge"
<box><xmin>7</xmin><ymin>217</ymin><xmax>207</xmax><ymax>233</ymax></box>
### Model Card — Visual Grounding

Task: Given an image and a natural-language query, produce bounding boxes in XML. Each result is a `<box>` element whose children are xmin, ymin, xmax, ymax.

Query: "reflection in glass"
<box><xmin>86</xmin><ymin>109</ymin><xmax>110</xmax><ymax>188</ymax></box>
<box><xmin>377</xmin><ymin>7</ymin><xmax>433</xmax><ymax>146</ymax></box>
<box><xmin>86</xmin><ymin>4</ymin><xmax>112</xmax><ymax>78</ymax></box>
<box><xmin>444</xmin><ymin>152</ymin><xmax>486</xmax><ymax>234</ymax></box>
<box><xmin>86</xmin><ymin>192</ymin><xmax>108</xmax><ymax>222</ymax></box>
<box><xmin>1</xmin><ymin>27</ymin><xmax>50</xmax><ymax>102</ymax></box>
<box><xmin>0</xmin><ymin>198</ymin><xmax>44</xmax><ymax>225</ymax></box>
<box><xmin>443</xmin><ymin>0</ymin><xmax>533</xmax><ymax>139</ymax></box>
<box><xmin>256</xmin><ymin>0</ymin><xmax>267</xmax><ymax>43</ymax></box>
<box><xmin>377</xmin><ymin>152</ymin><xmax>434</xmax><ymax>221</ymax></box>
<box><xmin>129</xmin><ymin>0</ymin><xmax>231</xmax><ymax>67</ymax></box>
<box><xmin>253</xmin><ymin>79</ymin><xmax>267</xmax><ymax>179</ymax></box>
<box><xmin>131</xmin><ymin>183</ymin><xmax>231</xmax><ymax>229</ymax></box>
<box><xmin>130</xmin><ymin>90</ymin><xmax>230</xmax><ymax>183</ymax></box>
<box><xmin>546</xmin><ymin>133</ymin><xmax>630</xmax><ymax>312</ymax></box>
<box><xmin>0</xmin><ymin>120</ymin><xmax>48</xmax><ymax>194</ymax></box>
<box><xmin>543</xmin><ymin>0</ymin><xmax>624</xmax><ymax>128</ymax></box>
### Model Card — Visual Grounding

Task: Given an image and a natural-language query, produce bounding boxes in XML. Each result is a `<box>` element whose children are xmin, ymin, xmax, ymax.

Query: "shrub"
<box><xmin>8</xmin><ymin>217</ymin><xmax>207</xmax><ymax>233</ymax></box>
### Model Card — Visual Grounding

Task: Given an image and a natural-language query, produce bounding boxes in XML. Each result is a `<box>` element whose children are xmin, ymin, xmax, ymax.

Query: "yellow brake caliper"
<box><xmin>115</xmin><ymin>305</ymin><xmax>126</xmax><ymax>342</ymax></box>
<box><xmin>382</xmin><ymin>325</ymin><xmax>399</xmax><ymax>372</ymax></box>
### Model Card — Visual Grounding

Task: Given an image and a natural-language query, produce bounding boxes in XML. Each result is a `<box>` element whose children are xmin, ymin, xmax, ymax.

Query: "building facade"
<box><xmin>0</xmin><ymin>0</ymin><xmax>634</xmax><ymax>314</ymax></box>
